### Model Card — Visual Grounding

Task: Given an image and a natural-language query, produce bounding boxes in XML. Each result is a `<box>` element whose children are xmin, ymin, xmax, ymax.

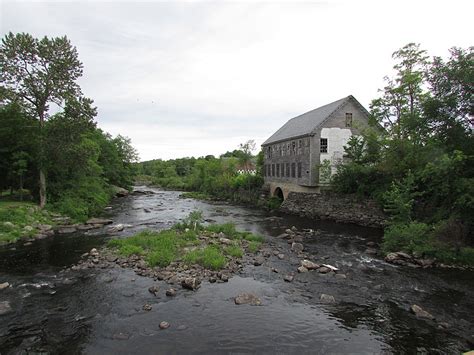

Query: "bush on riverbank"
<box><xmin>108</xmin><ymin>214</ymin><xmax>264</xmax><ymax>269</ymax></box>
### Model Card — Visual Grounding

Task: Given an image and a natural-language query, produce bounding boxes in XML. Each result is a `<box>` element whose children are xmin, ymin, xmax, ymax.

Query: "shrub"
<box><xmin>382</xmin><ymin>221</ymin><xmax>431</xmax><ymax>254</ymax></box>
<box><xmin>206</xmin><ymin>223</ymin><xmax>238</xmax><ymax>238</ymax></box>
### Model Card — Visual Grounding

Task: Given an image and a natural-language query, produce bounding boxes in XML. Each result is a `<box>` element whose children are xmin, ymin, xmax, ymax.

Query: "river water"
<box><xmin>0</xmin><ymin>187</ymin><xmax>473</xmax><ymax>354</ymax></box>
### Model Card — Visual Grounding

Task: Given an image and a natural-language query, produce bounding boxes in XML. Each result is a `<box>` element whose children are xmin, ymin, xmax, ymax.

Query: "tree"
<box><xmin>370</xmin><ymin>43</ymin><xmax>430</xmax><ymax>143</ymax></box>
<box><xmin>0</xmin><ymin>32</ymin><xmax>83</xmax><ymax>207</ymax></box>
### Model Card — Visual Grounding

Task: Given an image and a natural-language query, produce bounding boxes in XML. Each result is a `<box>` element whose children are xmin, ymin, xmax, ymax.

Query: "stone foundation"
<box><xmin>280</xmin><ymin>192</ymin><xmax>386</xmax><ymax>228</ymax></box>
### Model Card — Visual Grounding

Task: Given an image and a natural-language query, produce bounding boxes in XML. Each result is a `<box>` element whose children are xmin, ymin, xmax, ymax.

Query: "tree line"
<box><xmin>332</xmin><ymin>43</ymin><xmax>473</xmax><ymax>263</ymax></box>
<box><xmin>0</xmin><ymin>32</ymin><xmax>138</xmax><ymax>220</ymax></box>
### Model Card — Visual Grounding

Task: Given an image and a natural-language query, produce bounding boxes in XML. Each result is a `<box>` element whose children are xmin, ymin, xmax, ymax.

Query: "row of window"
<box><xmin>264</xmin><ymin>163</ymin><xmax>302</xmax><ymax>178</ymax></box>
<box><xmin>266</xmin><ymin>138</ymin><xmax>310</xmax><ymax>159</ymax></box>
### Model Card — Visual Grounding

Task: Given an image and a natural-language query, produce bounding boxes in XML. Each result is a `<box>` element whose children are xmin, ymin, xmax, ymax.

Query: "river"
<box><xmin>0</xmin><ymin>187</ymin><xmax>473</xmax><ymax>354</ymax></box>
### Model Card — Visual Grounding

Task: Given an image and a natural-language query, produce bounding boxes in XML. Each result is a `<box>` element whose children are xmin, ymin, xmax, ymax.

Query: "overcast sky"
<box><xmin>1</xmin><ymin>0</ymin><xmax>472</xmax><ymax>161</ymax></box>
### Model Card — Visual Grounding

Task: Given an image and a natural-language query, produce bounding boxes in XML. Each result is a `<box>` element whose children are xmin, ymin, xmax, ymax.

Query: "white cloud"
<box><xmin>1</xmin><ymin>0</ymin><xmax>472</xmax><ymax>161</ymax></box>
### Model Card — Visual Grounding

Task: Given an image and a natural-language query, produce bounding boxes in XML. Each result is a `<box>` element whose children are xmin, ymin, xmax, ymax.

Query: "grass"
<box><xmin>183</xmin><ymin>245</ymin><xmax>227</xmax><ymax>270</ymax></box>
<box><xmin>0</xmin><ymin>201</ymin><xmax>55</xmax><ymax>244</ymax></box>
<box><xmin>224</xmin><ymin>245</ymin><xmax>244</xmax><ymax>258</ymax></box>
<box><xmin>247</xmin><ymin>241</ymin><xmax>262</xmax><ymax>253</ymax></box>
<box><xmin>107</xmin><ymin>212</ymin><xmax>266</xmax><ymax>270</ymax></box>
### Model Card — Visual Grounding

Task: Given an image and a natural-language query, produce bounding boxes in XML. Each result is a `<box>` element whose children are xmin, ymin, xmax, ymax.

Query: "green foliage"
<box><xmin>382</xmin><ymin>222</ymin><xmax>431</xmax><ymax>254</ymax></box>
<box><xmin>318</xmin><ymin>159</ymin><xmax>332</xmax><ymax>184</ymax></box>
<box><xmin>264</xmin><ymin>196</ymin><xmax>283</xmax><ymax>210</ymax></box>
<box><xmin>332</xmin><ymin>43</ymin><xmax>473</xmax><ymax>261</ymax></box>
<box><xmin>247</xmin><ymin>241</ymin><xmax>261</xmax><ymax>253</ymax></box>
<box><xmin>206</xmin><ymin>222</ymin><xmax>239</xmax><ymax>238</ymax></box>
<box><xmin>383</xmin><ymin>171</ymin><xmax>417</xmax><ymax>224</ymax></box>
<box><xmin>224</xmin><ymin>245</ymin><xmax>243</xmax><ymax>258</ymax></box>
<box><xmin>118</xmin><ymin>244</ymin><xmax>144</xmax><ymax>257</ymax></box>
<box><xmin>242</xmin><ymin>232</ymin><xmax>264</xmax><ymax>243</ymax></box>
<box><xmin>184</xmin><ymin>246</ymin><xmax>227</xmax><ymax>270</ymax></box>
<box><xmin>0</xmin><ymin>202</ymin><xmax>54</xmax><ymax>244</ymax></box>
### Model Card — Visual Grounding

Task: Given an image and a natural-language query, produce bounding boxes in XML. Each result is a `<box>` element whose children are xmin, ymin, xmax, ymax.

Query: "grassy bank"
<box><xmin>0</xmin><ymin>201</ymin><xmax>55</xmax><ymax>245</ymax></box>
<box><xmin>108</xmin><ymin>214</ymin><xmax>263</xmax><ymax>270</ymax></box>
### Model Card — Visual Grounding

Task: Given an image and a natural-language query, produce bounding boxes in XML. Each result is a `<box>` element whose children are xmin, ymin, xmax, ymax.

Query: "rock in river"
<box><xmin>234</xmin><ymin>293</ymin><xmax>261</xmax><ymax>306</ymax></box>
<box><xmin>86</xmin><ymin>218</ymin><xmax>113</xmax><ymax>225</ymax></box>
<box><xmin>319</xmin><ymin>294</ymin><xmax>336</xmax><ymax>304</ymax></box>
<box><xmin>159</xmin><ymin>321</ymin><xmax>170</xmax><ymax>329</ymax></box>
<box><xmin>107</xmin><ymin>224</ymin><xmax>125</xmax><ymax>233</ymax></box>
<box><xmin>148</xmin><ymin>285</ymin><xmax>159</xmax><ymax>296</ymax></box>
<box><xmin>181</xmin><ymin>277</ymin><xmax>201</xmax><ymax>290</ymax></box>
<box><xmin>291</xmin><ymin>242</ymin><xmax>304</xmax><ymax>253</ymax></box>
<box><xmin>0</xmin><ymin>282</ymin><xmax>10</xmax><ymax>290</ymax></box>
<box><xmin>410</xmin><ymin>304</ymin><xmax>435</xmax><ymax>320</ymax></box>
<box><xmin>284</xmin><ymin>274</ymin><xmax>294</xmax><ymax>282</ymax></box>
<box><xmin>143</xmin><ymin>304</ymin><xmax>152</xmax><ymax>311</ymax></box>
<box><xmin>166</xmin><ymin>288</ymin><xmax>177</xmax><ymax>297</ymax></box>
<box><xmin>301</xmin><ymin>259</ymin><xmax>320</xmax><ymax>270</ymax></box>
<box><xmin>297</xmin><ymin>266</ymin><xmax>308</xmax><ymax>273</ymax></box>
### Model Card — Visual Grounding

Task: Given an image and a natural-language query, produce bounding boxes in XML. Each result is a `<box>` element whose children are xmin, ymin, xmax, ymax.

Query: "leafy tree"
<box><xmin>0</xmin><ymin>32</ymin><xmax>83</xmax><ymax>207</ymax></box>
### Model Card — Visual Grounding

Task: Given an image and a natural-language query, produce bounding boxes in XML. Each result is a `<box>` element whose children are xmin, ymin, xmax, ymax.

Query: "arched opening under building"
<box><xmin>273</xmin><ymin>187</ymin><xmax>284</xmax><ymax>201</ymax></box>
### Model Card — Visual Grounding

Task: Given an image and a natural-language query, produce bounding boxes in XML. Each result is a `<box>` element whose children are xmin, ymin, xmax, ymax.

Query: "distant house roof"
<box><xmin>262</xmin><ymin>95</ymin><xmax>369</xmax><ymax>146</ymax></box>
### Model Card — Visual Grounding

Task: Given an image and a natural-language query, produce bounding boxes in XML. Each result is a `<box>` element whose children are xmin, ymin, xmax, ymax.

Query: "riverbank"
<box><xmin>1</xmin><ymin>187</ymin><xmax>473</xmax><ymax>353</ymax></box>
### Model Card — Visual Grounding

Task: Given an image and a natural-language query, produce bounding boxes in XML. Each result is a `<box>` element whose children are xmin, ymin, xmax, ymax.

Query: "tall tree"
<box><xmin>0</xmin><ymin>32</ymin><xmax>83</xmax><ymax>207</ymax></box>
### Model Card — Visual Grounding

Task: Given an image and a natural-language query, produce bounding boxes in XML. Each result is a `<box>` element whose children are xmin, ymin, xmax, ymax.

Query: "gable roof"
<box><xmin>262</xmin><ymin>95</ymin><xmax>368</xmax><ymax>146</ymax></box>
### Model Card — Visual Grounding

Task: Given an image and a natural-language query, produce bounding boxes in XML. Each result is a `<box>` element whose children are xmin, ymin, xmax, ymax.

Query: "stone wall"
<box><xmin>280</xmin><ymin>191</ymin><xmax>386</xmax><ymax>228</ymax></box>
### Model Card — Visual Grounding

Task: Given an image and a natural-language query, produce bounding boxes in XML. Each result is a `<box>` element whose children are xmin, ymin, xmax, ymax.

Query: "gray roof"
<box><xmin>262</xmin><ymin>95</ymin><xmax>363</xmax><ymax>146</ymax></box>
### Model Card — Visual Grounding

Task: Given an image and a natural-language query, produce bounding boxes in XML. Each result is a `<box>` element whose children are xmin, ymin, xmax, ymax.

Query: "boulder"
<box><xmin>410</xmin><ymin>304</ymin><xmax>435</xmax><ymax>320</ymax></box>
<box><xmin>301</xmin><ymin>259</ymin><xmax>320</xmax><ymax>270</ymax></box>
<box><xmin>297</xmin><ymin>266</ymin><xmax>308</xmax><ymax>273</ymax></box>
<box><xmin>112</xmin><ymin>185</ymin><xmax>129</xmax><ymax>197</ymax></box>
<box><xmin>181</xmin><ymin>277</ymin><xmax>201</xmax><ymax>290</ymax></box>
<box><xmin>23</xmin><ymin>225</ymin><xmax>34</xmax><ymax>232</ymax></box>
<box><xmin>277</xmin><ymin>253</ymin><xmax>285</xmax><ymax>260</ymax></box>
<box><xmin>291</xmin><ymin>242</ymin><xmax>304</xmax><ymax>253</ymax></box>
<box><xmin>317</xmin><ymin>266</ymin><xmax>331</xmax><ymax>274</ymax></box>
<box><xmin>0</xmin><ymin>282</ymin><xmax>10</xmax><ymax>290</ymax></box>
<box><xmin>148</xmin><ymin>285</ymin><xmax>159</xmax><ymax>296</ymax></box>
<box><xmin>90</xmin><ymin>248</ymin><xmax>99</xmax><ymax>257</ymax></box>
<box><xmin>107</xmin><ymin>224</ymin><xmax>125</xmax><ymax>233</ymax></box>
<box><xmin>159</xmin><ymin>321</ymin><xmax>170</xmax><ymax>329</ymax></box>
<box><xmin>320</xmin><ymin>294</ymin><xmax>336</xmax><ymax>304</ymax></box>
<box><xmin>57</xmin><ymin>227</ymin><xmax>77</xmax><ymax>234</ymax></box>
<box><xmin>253</xmin><ymin>257</ymin><xmax>265</xmax><ymax>266</ymax></box>
<box><xmin>166</xmin><ymin>288</ymin><xmax>177</xmax><ymax>297</ymax></box>
<box><xmin>3</xmin><ymin>222</ymin><xmax>14</xmax><ymax>229</ymax></box>
<box><xmin>218</xmin><ymin>237</ymin><xmax>233</xmax><ymax>245</ymax></box>
<box><xmin>283</xmin><ymin>274</ymin><xmax>294</xmax><ymax>282</ymax></box>
<box><xmin>234</xmin><ymin>293</ymin><xmax>261</xmax><ymax>306</ymax></box>
<box><xmin>86</xmin><ymin>218</ymin><xmax>113</xmax><ymax>225</ymax></box>
<box><xmin>142</xmin><ymin>304</ymin><xmax>152</xmax><ymax>311</ymax></box>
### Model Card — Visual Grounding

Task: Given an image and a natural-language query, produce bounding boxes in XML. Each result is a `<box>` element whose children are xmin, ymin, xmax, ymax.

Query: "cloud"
<box><xmin>1</xmin><ymin>0</ymin><xmax>473</xmax><ymax>161</ymax></box>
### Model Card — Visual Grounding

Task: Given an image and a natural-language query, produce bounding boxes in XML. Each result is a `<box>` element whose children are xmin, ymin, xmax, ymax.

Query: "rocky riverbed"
<box><xmin>0</xmin><ymin>187</ymin><xmax>473</xmax><ymax>353</ymax></box>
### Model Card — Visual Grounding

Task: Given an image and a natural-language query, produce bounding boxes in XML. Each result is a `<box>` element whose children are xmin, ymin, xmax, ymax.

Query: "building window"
<box><xmin>345</xmin><ymin>113</ymin><xmax>353</xmax><ymax>127</ymax></box>
<box><xmin>320</xmin><ymin>138</ymin><xmax>328</xmax><ymax>153</ymax></box>
<box><xmin>281</xmin><ymin>163</ymin><xmax>285</xmax><ymax>177</ymax></box>
<box><xmin>267</xmin><ymin>146</ymin><xmax>272</xmax><ymax>158</ymax></box>
<box><xmin>286</xmin><ymin>163</ymin><xmax>290</xmax><ymax>177</ymax></box>
<box><xmin>291</xmin><ymin>163</ymin><xmax>296</xmax><ymax>178</ymax></box>
<box><xmin>271</xmin><ymin>164</ymin><xmax>275</xmax><ymax>177</ymax></box>
<box><xmin>276</xmin><ymin>163</ymin><xmax>280</xmax><ymax>177</ymax></box>
<box><xmin>297</xmin><ymin>163</ymin><xmax>302</xmax><ymax>178</ymax></box>
<box><xmin>292</xmin><ymin>141</ymin><xmax>296</xmax><ymax>155</ymax></box>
